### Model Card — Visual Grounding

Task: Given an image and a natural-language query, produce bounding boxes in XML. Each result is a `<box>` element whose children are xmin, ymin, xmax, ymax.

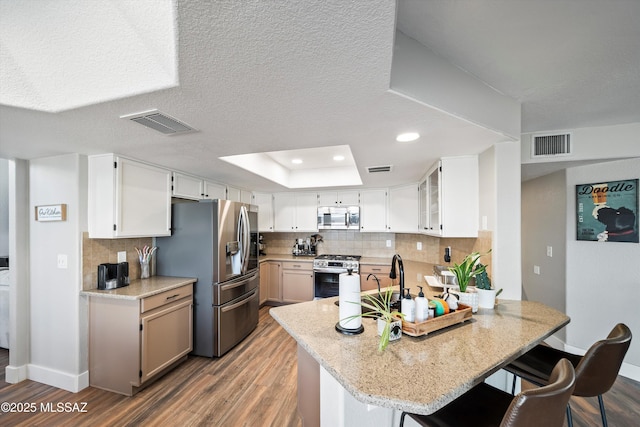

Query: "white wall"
<box><xmin>565</xmin><ymin>157</ymin><xmax>639</xmax><ymax>378</ymax></box>
<box><xmin>521</xmin><ymin>170</ymin><xmax>567</xmax><ymax>340</ymax></box>
<box><xmin>28</xmin><ymin>154</ymin><xmax>88</xmax><ymax>391</ymax></box>
<box><xmin>0</xmin><ymin>158</ymin><xmax>8</xmax><ymax>256</ymax></box>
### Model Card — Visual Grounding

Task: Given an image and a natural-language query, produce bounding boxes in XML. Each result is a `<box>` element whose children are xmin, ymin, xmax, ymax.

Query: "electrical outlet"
<box><xmin>417</xmin><ymin>242</ymin><xmax>422</xmax><ymax>250</ymax></box>
<box><xmin>386</xmin><ymin>240</ymin><xmax>391</xmax><ymax>248</ymax></box>
<box><xmin>117</xmin><ymin>251</ymin><xmax>127</xmax><ymax>263</ymax></box>
<box><xmin>533</xmin><ymin>265</ymin><xmax>540</xmax><ymax>275</ymax></box>
<box><xmin>546</xmin><ymin>246</ymin><xmax>553</xmax><ymax>257</ymax></box>
<box><xmin>57</xmin><ymin>254</ymin><xmax>68</xmax><ymax>269</ymax></box>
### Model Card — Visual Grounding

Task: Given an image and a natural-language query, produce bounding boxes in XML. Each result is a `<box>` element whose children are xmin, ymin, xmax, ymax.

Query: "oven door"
<box><xmin>313</xmin><ymin>269</ymin><xmax>343</xmax><ymax>299</ymax></box>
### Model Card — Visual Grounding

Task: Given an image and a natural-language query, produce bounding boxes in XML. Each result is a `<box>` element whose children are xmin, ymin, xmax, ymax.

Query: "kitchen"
<box><xmin>1</xmin><ymin>0</ymin><xmax>640</xmax><ymax>426</ymax></box>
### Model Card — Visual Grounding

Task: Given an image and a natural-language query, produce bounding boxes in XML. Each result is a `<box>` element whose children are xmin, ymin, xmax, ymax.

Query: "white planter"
<box><xmin>454</xmin><ymin>289</ymin><xmax>479</xmax><ymax>313</ymax></box>
<box><xmin>477</xmin><ymin>288</ymin><xmax>496</xmax><ymax>309</ymax></box>
<box><xmin>377</xmin><ymin>318</ymin><xmax>402</xmax><ymax>341</ymax></box>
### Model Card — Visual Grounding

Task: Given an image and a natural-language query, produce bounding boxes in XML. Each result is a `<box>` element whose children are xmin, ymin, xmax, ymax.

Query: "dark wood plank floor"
<box><xmin>0</xmin><ymin>306</ymin><xmax>638</xmax><ymax>426</ymax></box>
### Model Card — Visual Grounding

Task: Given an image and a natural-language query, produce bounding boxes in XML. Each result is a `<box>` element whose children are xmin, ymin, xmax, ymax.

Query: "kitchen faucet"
<box><xmin>389</xmin><ymin>253</ymin><xmax>404</xmax><ymax>306</ymax></box>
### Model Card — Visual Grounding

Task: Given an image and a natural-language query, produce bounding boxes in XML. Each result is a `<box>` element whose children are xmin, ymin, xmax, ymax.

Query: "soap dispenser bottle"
<box><xmin>415</xmin><ymin>285</ymin><xmax>429</xmax><ymax>322</ymax></box>
<box><xmin>401</xmin><ymin>288</ymin><xmax>415</xmax><ymax>322</ymax></box>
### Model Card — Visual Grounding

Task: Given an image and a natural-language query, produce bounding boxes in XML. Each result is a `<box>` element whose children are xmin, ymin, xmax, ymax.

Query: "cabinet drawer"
<box><xmin>359</xmin><ymin>264</ymin><xmax>393</xmax><ymax>291</ymax></box>
<box><xmin>141</xmin><ymin>284</ymin><xmax>193</xmax><ymax>313</ymax></box>
<box><xmin>281</xmin><ymin>261</ymin><xmax>313</xmax><ymax>271</ymax></box>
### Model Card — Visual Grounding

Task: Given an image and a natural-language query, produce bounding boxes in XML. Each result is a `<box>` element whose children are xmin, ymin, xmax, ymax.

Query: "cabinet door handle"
<box><xmin>165</xmin><ymin>294</ymin><xmax>180</xmax><ymax>301</ymax></box>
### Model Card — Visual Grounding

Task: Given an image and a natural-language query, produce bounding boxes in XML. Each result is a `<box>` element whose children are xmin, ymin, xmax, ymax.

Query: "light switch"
<box><xmin>417</xmin><ymin>242</ymin><xmax>422</xmax><ymax>250</ymax></box>
<box><xmin>546</xmin><ymin>246</ymin><xmax>553</xmax><ymax>257</ymax></box>
<box><xmin>386</xmin><ymin>240</ymin><xmax>391</xmax><ymax>248</ymax></box>
<box><xmin>57</xmin><ymin>254</ymin><xmax>68</xmax><ymax>269</ymax></box>
<box><xmin>533</xmin><ymin>265</ymin><xmax>540</xmax><ymax>275</ymax></box>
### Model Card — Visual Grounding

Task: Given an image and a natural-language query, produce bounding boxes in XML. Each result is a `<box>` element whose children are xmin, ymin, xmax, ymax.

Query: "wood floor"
<box><xmin>0</xmin><ymin>306</ymin><xmax>638</xmax><ymax>426</ymax></box>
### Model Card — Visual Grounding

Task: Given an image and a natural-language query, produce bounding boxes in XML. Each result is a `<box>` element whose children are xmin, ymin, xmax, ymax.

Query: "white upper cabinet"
<box><xmin>172</xmin><ymin>172</ymin><xmax>203</xmax><ymax>200</ymax></box>
<box><xmin>203</xmin><ymin>180</ymin><xmax>226</xmax><ymax>200</ymax></box>
<box><xmin>273</xmin><ymin>192</ymin><xmax>318</xmax><ymax>232</ymax></box>
<box><xmin>388</xmin><ymin>184</ymin><xmax>419</xmax><ymax>233</ymax></box>
<box><xmin>241</xmin><ymin>190</ymin><xmax>253</xmax><ymax>204</ymax></box>
<box><xmin>317</xmin><ymin>191</ymin><xmax>360</xmax><ymax>206</ymax></box>
<box><xmin>359</xmin><ymin>189</ymin><xmax>387</xmax><ymax>232</ymax></box>
<box><xmin>252</xmin><ymin>192</ymin><xmax>274</xmax><ymax>232</ymax></box>
<box><xmin>88</xmin><ymin>154</ymin><xmax>171</xmax><ymax>238</ymax></box>
<box><xmin>422</xmin><ymin>156</ymin><xmax>479</xmax><ymax>238</ymax></box>
<box><xmin>226</xmin><ymin>185</ymin><xmax>241</xmax><ymax>202</ymax></box>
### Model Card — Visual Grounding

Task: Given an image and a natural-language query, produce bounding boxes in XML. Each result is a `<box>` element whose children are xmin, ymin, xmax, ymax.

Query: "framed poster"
<box><xmin>576</xmin><ymin>179</ymin><xmax>638</xmax><ymax>243</ymax></box>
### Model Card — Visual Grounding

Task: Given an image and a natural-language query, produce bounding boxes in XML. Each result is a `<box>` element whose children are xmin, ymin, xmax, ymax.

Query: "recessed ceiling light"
<box><xmin>396</xmin><ymin>132</ymin><xmax>420</xmax><ymax>142</ymax></box>
<box><xmin>292</xmin><ymin>158</ymin><xmax>303</xmax><ymax>164</ymax></box>
<box><xmin>333</xmin><ymin>155</ymin><xmax>345</xmax><ymax>161</ymax></box>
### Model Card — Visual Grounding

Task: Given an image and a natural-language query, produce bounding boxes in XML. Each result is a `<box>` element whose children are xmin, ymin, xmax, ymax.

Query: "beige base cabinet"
<box><xmin>88</xmin><ymin>284</ymin><xmax>193</xmax><ymax>396</ymax></box>
<box><xmin>266</xmin><ymin>261</ymin><xmax>283</xmax><ymax>303</ymax></box>
<box><xmin>359</xmin><ymin>264</ymin><xmax>392</xmax><ymax>291</ymax></box>
<box><xmin>282</xmin><ymin>261</ymin><xmax>314</xmax><ymax>303</ymax></box>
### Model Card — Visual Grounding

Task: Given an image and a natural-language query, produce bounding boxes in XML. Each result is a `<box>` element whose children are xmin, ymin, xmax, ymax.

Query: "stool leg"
<box><xmin>511</xmin><ymin>373</ymin><xmax>516</xmax><ymax>395</ymax></box>
<box><xmin>399</xmin><ymin>411</ymin><xmax>407</xmax><ymax>427</ymax></box>
<box><xmin>566</xmin><ymin>402</ymin><xmax>573</xmax><ymax>427</ymax></box>
<box><xmin>598</xmin><ymin>395</ymin><xmax>608</xmax><ymax>427</ymax></box>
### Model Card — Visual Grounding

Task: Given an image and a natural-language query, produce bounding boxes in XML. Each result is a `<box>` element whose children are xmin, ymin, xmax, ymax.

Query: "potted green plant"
<box><xmin>342</xmin><ymin>286</ymin><xmax>404</xmax><ymax>352</ymax></box>
<box><xmin>474</xmin><ymin>264</ymin><xmax>502</xmax><ymax>309</ymax></box>
<box><xmin>448</xmin><ymin>250</ymin><xmax>491</xmax><ymax>312</ymax></box>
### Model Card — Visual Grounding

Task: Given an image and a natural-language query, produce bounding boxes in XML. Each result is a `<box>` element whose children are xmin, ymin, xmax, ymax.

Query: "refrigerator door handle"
<box><xmin>220</xmin><ymin>271</ymin><xmax>258</xmax><ymax>291</ymax></box>
<box><xmin>221</xmin><ymin>288</ymin><xmax>258</xmax><ymax>313</ymax></box>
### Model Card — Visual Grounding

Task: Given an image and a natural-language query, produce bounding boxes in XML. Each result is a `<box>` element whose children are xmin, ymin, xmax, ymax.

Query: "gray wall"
<box><xmin>521</xmin><ymin>170</ymin><xmax>567</xmax><ymax>340</ymax></box>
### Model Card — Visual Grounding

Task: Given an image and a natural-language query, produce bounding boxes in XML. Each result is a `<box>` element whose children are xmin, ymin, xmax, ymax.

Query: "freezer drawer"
<box><xmin>213</xmin><ymin>270</ymin><xmax>259</xmax><ymax>306</ymax></box>
<box><xmin>213</xmin><ymin>288</ymin><xmax>259</xmax><ymax>356</ymax></box>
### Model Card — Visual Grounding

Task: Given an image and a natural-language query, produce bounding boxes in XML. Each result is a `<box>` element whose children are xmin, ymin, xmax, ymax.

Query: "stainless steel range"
<box><xmin>313</xmin><ymin>254</ymin><xmax>361</xmax><ymax>299</ymax></box>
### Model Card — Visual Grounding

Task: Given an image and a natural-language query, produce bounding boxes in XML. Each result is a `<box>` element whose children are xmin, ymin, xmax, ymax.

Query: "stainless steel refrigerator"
<box><xmin>156</xmin><ymin>199</ymin><xmax>259</xmax><ymax>357</ymax></box>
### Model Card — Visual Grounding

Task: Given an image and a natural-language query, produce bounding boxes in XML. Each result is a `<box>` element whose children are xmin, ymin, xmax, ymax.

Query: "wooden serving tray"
<box><xmin>397</xmin><ymin>303</ymin><xmax>472</xmax><ymax>337</ymax></box>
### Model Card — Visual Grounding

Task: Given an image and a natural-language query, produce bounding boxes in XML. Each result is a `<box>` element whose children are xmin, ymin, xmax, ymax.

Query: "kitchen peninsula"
<box><xmin>270</xmin><ymin>293</ymin><xmax>570</xmax><ymax>427</ymax></box>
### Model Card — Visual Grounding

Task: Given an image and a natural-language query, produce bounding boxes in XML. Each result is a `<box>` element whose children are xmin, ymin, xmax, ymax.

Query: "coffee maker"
<box><xmin>97</xmin><ymin>262</ymin><xmax>130</xmax><ymax>290</ymax></box>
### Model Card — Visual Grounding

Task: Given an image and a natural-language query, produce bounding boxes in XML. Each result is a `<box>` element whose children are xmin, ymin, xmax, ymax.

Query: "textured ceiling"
<box><xmin>1</xmin><ymin>0</ymin><xmax>638</xmax><ymax>190</ymax></box>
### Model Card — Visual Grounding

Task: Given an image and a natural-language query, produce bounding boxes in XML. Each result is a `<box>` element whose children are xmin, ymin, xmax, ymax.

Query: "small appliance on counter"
<box><xmin>97</xmin><ymin>262</ymin><xmax>129</xmax><ymax>290</ymax></box>
<box><xmin>258</xmin><ymin>235</ymin><xmax>266</xmax><ymax>256</ymax></box>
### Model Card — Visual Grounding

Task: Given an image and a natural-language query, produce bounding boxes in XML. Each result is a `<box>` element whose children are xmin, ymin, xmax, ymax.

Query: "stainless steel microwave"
<box><xmin>317</xmin><ymin>206</ymin><xmax>360</xmax><ymax>230</ymax></box>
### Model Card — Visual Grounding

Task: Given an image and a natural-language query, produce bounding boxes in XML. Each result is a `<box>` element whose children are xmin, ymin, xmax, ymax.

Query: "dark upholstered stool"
<box><xmin>400</xmin><ymin>358</ymin><xmax>575</xmax><ymax>427</ymax></box>
<box><xmin>504</xmin><ymin>323</ymin><xmax>631</xmax><ymax>427</ymax></box>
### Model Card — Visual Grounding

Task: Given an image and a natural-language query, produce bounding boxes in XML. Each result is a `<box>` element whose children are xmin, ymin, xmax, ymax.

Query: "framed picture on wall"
<box><xmin>576</xmin><ymin>179</ymin><xmax>639</xmax><ymax>243</ymax></box>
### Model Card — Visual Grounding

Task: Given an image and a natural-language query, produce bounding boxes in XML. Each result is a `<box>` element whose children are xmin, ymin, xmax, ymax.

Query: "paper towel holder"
<box><xmin>335</xmin><ymin>268</ymin><xmax>365</xmax><ymax>335</ymax></box>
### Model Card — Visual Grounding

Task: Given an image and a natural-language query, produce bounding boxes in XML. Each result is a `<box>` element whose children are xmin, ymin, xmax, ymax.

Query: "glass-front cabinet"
<box><xmin>420</xmin><ymin>156</ymin><xmax>478</xmax><ymax>238</ymax></box>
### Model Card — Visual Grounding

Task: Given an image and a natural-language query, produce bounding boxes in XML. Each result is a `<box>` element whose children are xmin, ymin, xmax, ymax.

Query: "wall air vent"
<box><xmin>367</xmin><ymin>165</ymin><xmax>393</xmax><ymax>173</ymax></box>
<box><xmin>532</xmin><ymin>133</ymin><xmax>572</xmax><ymax>157</ymax></box>
<box><xmin>120</xmin><ymin>109</ymin><xmax>196</xmax><ymax>135</ymax></box>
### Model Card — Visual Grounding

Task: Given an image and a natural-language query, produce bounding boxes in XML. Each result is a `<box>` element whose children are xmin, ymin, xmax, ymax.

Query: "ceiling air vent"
<box><xmin>532</xmin><ymin>133</ymin><xmax>572</xmax><ymax>157</ymax></box>
<box><xmin>120</xmin><ymin>109</ymin><xmax>196</xmax><ymax>135</ymax></box>
<box><xmin>367</xmin><ymin>165</ymin><xmax>393</xmax><ymax>173</ymax></box>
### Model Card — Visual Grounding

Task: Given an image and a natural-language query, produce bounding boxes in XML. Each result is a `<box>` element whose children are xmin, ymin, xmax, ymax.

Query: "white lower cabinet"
<box><xmin>88</xmin><ymin>283</ymin><xmax>194</xmax><ymax>396</ymax></box>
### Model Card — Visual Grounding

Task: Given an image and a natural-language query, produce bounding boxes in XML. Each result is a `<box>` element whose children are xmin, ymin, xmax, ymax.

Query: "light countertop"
<box><xmin>270</xmin><ymin>294</ymin><xmax>570</xmax><ymax>415</ymax></box>
<box><xmin>80</xmin><ymin>276</ymin><xmax>196</xmax><ymax>300</ymax></box>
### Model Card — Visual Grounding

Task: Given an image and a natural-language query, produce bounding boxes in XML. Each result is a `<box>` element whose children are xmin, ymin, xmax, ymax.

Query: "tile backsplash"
<box><xmin>82</xmin><ymin>232</ymin><xmax>153</xmax><ymax>290</ymax></box>
<box><xmin>261</xmin><ymin>229</ymin><xmax>492</xmax><ymax>273</ymax></box>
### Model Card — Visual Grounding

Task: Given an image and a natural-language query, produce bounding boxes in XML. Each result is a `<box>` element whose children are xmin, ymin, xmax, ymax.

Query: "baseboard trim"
<box><xmin>27</xmin><ymin>364</ymin><xmax>89</xmax><ymax>393</ymax></box>
<box><xmin>5</xmin><ymin>364</ymin><xmax>28</xmax><ymax>384</ymax></box>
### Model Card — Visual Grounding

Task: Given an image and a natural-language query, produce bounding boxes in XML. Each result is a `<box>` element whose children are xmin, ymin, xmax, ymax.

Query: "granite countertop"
<box><xmin>270</xmin><ymin>293</ymin><xmax>570</xmax><ymax>415</ymax></box>
<box><xmin>80</xmin><ymin>276</ymin><xmax>196</xmax><ymax>300</ymax></box>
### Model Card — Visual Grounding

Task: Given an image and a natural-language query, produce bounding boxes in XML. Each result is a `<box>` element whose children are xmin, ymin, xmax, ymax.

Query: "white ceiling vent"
<box><xmin>120</xmin><ymin>109</ymin><xmax>196</xmax><ymax>135</ymax></box>
<box><xmin>367</xmin><ymin>165</ymin><xmax>393</xmax><ymax>173</ymax></box>
<box><xmin>532</xmin><ymin>133</ymin><xmax>572</xmax><ymax>157</ymax></box>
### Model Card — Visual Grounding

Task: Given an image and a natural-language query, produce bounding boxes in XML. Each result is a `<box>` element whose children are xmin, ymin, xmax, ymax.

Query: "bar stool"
<box><xmin>399</xmin><ymin>358</ymin><xmax>575</xmax><ymax>427</ymax></box>
<box><xmin>504</xmin><ymin>323</ymin><xmax>631</xmax><ymax>427</ymax></box>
